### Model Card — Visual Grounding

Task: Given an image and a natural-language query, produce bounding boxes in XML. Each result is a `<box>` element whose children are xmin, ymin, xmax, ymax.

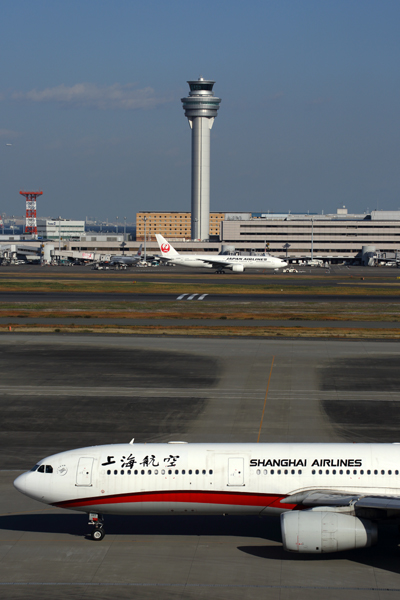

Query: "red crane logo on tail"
<box><xmin>161</xmin><ymin>243</ymin><xmax>170</xmax><ymax>253</ymax></box>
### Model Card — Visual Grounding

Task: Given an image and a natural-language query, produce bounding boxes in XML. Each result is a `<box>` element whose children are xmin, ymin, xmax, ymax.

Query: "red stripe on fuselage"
<box><xmin>54</xmin><ymin>490</ymin><xmax>295</xmax><ymax>510</ymax></box>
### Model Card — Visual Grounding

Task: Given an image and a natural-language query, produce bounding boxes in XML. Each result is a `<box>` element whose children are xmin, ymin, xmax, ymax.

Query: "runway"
<box><xmin>1</xmin><ymin>290</ymin><xmax>400</xmax><ymax>302</ymax></box>
<box><xmin>1</xmin><ymin>335</ymin><xmax>400</xmax><ymax>598</ymax></box>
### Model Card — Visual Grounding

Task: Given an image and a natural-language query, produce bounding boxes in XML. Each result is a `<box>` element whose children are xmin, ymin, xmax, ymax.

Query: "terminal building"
<box><xmin>37</xmin><ymin>219</ymin><xmax>85</xmax><ymax>241</ymax></box>
<box><xmin>56</xmin><ymin>208</ymin><xmax>400</xmax><ymax>265</ymax></box>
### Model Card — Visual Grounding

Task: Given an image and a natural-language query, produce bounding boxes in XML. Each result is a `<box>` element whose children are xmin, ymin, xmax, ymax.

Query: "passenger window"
<box><xmin>346</xmin><ymin>470</ymin><xmax>350</xmax><ymax>475</ymax></box>
<box><xmin>148</xmin><ymin>470</ymin><xmax>152</xmax><ymax>475</ymax></box>
<box><xmin>37</xmin><ymin>465</ymin><xmax>45</xmax><ymax>473</ymax></box>
<box><xmin>277</xmin><ymin>470</ymin><xmax>281</xmax><ymax>475</ymax></box>
<box><xmin>319</xmin><ymin>470</ymin><xmax>322</xmax><ymax>475</ymax></box>
<box><xmin>182</xmin><ymin>470</ymin><xmax>185</xmax><ymax>475</ymax></box>
<box><xmin>360</xmin><ymin>470</ymin><xmax>364</xmax><ymax>475</ymax></box>
<box><xmin>396</xmin><ymin>470</ymin><xmax>399</xmax><ymax>475</ymax></box>
<box><xmin>339</xmin><ymin>470</ymin><xmax>343</xmax><ymax>475</ymax></box>
<box><xmin>374</xmin><ymin>470</ymin><xmax>378</xmax><ymax>475</ymax></box>
<box><xmin>175</xmin><ymin>470</ymin><xmax>179</xmax><ymax>475</ymax></box>
<box><xmin>188</xmin><ymin>470</ymin><xmax>192</xmax><ymax>475</ymax></box>
<box><xmin>154</xmin><ymin>469</ymin><xmax>158</xmax><ymax>475</ymax></box>
<box><xmin>107</xmin><ymin>470</ymin><xmax>111</xmax><ymax>475</ymax></box>
<box><xmin>141</xmin><ymin>470</ymin><xmax>145</xmax><ymax>475</ymax></box>
<box><xmin>209</xmin><ymin>470</ymin><xmax>213</xmax><ymax>475</ymax></box>
<box><xmin>121</xmin><ymin>470</ymin><xmax>124</xmax><ymax>475</ymax></box>
<box><xmin>263</xmin><ymin>469</ymin><xmax>268</xmax><ymax>475</ymax></box>
<box><xmin>114</xmin><ymin>470</ymin><xmax>118</xmax><ymax>475</ymax></box>
<box><xmin>271</xmin><ymin>470</ymin><xmax>274</xmax><ymax>475</ymax></box>
<box><xmin>195</xmin><ymin>470</ymin><xmax>199</xmax><ymax>475</ymax></box>
<box><xmin>45</xmin><ymin>465</ymin><xmax>53</xmax><ymax>473</ymax></box>
<box><xmin>202</xmin><ymin>470</ymin><xmax>206</xmax><ymax>475</ymax></box>
<box><xmin>353</xmin><ymin>470</ymin><xmax>357</xmax><ymax>475</ymax></box>
<box><xmin>161</xmin><ymin>469</ymin><xmax>165</xmax><ymax>475</ymax></box>
<box><xmin>326</xmin><ymin>470</ymin><xmax>329</xmax><ymax>475</ymax></box>
<box><xmin>256</xmin><ymin>469</ymin><xmax>261</xmax><ymax>475</ymax></box>
<box><xmin>381</xmin><ymin>470</ymin><xmax>385</xmax><ymax>475</ymax></box>
<box><xmin>168</xmin><ymin>470</ymin><xmax>172</xmax><ymax>475</ymax></box>
<box><xmin>389</xmin><ymin>470</ymin><xmax>392</xmax><ymax>475</ymax></box>
<box><xmin>332</xmin><ymin>470</ymin><xmax>336</xmax><ymax>475</ymax></box>
<box><xmin>367</xmin><ymin>470</ymin><xmax>371</xmax><ymax>475</ymax></box>
<box><xmin>298</xmin><ymin>470</ymin><xmax>302</xmax><ymax>475</ymax></box>
<box><xmin>128</xmin><ymin>470</ymin><xmax>131</xmax><ymax>475</ymax></box>
<box><xmin>291</xmin><ymin>469</ymin><xmax>295</xmax><ymax>475</ymax></box>
<box><xmin>284</xmin><ymin>470</ymin><xmax>288</xmax><ymax>475</ymax></box>
<box><xmin>312</xmin><ymin>470</ymin><xmax>315</xmax><ymax>475</ymax></box>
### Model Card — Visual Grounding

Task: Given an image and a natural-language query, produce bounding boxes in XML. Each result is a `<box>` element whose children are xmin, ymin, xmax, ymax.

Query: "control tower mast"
<box><xmin>20</xmin><ymin>190</ymin><xmax>43</xmax><ymax>236</ymax></box>
<box><xmin>181</xmin><ymin>78</ymin><xmax>221</xmax><ymax>241</ymax></box>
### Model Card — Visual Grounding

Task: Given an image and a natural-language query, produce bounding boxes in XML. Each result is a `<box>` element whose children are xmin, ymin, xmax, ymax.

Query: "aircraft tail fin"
<box><xmin>155</xmin><ymin>234</ymin><xmax>180</xmax><ymax>257</ymax></box>
<box><xmin>136</xmin><ymin>243</ymin><xmax>143</xmax><ymax>257</ymax></box>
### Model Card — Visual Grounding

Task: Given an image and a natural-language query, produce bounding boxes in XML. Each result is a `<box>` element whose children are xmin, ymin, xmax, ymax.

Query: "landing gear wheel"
<box><xmin>91</xmin><ymin>527</ymin><xmax>105</xmax><ymax>541</ymax></box>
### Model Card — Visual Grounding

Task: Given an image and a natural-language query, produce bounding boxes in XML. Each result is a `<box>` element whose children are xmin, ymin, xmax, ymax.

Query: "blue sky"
<box><xmin>1</xmin><ymin>1</ymin><xmax>399</xmax><ymax>220</ymax></box>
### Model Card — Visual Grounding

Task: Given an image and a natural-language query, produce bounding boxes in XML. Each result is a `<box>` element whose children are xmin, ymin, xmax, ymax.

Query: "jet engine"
<box><xmin>231</xmin><ymin>264</ymin><xmax>244</xmax><ymax>272</ymax></box>
<box><xmin>280</xmin><ymin>510</ymin><xmax>378</xmax><ymax>553</ymax></box>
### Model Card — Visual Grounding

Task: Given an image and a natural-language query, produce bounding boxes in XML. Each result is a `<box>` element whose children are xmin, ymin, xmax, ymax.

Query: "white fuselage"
<box><xmin>167</xmin><ymin>254</ymin><xmax>286</xmax><ymax>270</ymax></box>
<box><xmin>14</xmin><ymin>443</ymin><xmax>400</xmax><ymax>516</ymax></box>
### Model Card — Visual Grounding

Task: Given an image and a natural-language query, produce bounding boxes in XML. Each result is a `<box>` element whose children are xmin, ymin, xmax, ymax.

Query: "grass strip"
<box><xmin>2</xmin><ymin>323</ymin><xmax>400</xmax><ymax>339</ymax></box>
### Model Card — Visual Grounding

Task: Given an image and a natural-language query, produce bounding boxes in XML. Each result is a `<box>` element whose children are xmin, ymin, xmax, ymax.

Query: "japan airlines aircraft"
<box><xmin>110</xmin><ymin>244</ymin><xmax>143</xmax><ymax>266</ymax></box>
<box><xmin>155</xmin><ymin>234</ymin><xmax>287</xmax><ymax>272</ymax></box>
<box><xmin>13</xmin><ymin>441</ymin><xmax>400</xmax><ymax>553</ymax></box>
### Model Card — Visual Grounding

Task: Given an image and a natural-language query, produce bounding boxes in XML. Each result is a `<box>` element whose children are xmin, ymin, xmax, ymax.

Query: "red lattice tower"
<box><xmin>19</xmin><ymin>190</ymin><xmax>43</xmax><ymax>235</ymax></box>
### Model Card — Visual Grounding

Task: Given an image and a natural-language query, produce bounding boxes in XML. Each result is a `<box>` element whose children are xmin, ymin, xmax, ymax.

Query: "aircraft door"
<box><xmin>76</xmin><ymin>457</ymin><xmax>94</xmax><ymax>486</ymax></box>
<box><xmin>228</xmin><ymin>457</ymin><xmax>244</xmax><ymax>486</ymax></box>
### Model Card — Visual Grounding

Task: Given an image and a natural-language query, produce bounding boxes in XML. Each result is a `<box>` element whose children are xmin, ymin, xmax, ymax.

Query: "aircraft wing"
<box><xmin>281</xmin><ymin>490</ymin><xmax>400</xmax><ymax>511</ymax></box>
<box><xmin>195</xmin><ymin>258</ymin><xmax>230</xmax><ymax>268</ymax></box>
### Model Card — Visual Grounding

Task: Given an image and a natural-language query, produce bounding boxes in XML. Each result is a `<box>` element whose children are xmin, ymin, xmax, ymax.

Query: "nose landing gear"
<box><xmin>88</xmin><ymin>512</ymin><xmax>105</xmax><ymax>541</ymax></box>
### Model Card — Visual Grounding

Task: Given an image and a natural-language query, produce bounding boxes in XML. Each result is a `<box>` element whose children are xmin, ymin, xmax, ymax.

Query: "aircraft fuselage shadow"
<box><xmin>0</xmin><ymin>513</ymin><xmax>281</xmax><ymax>540</ymax></box>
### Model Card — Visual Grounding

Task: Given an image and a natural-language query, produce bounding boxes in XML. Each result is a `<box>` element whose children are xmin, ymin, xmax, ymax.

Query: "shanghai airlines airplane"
<box><xmin>13</xmin><ymin>441</ymin><xmax>400</xmax><ymax>553</ymax></box>
<box><xmin>155</xmin><ymin>235</ymin><xmax>287</xmax><ymax>272</ymax></box>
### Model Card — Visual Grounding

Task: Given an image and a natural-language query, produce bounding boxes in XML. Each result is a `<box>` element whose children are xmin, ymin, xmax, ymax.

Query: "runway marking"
<box><xmin>257</xmin><ymin>356</ymin><xmax>275</xmax><ymax>443</ymax></box>
<box><xmin>197</xmin><ymin>294</ymin><xmax>208</xmax><ymax>300</ymax></box>
<box><xmin>177</xmin><ymin>294</ymin><xmax>189</xmax><ymax>300</ymax></box>
<box><xmin>187</xmin><ymin>294</ymin><xmax>198</xmax><ymax>300</ymax></box>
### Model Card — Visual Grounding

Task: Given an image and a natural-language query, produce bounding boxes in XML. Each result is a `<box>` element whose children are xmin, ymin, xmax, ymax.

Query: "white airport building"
<box><xmin>37</xmin><ymin>219</ymin><xmax>85</xmax><ymax>240</ymax></box>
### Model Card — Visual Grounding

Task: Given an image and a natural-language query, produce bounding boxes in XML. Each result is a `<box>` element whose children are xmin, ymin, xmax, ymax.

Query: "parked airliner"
<box><xmin>110</xmin><ymin>244</ymin><xmax>143</xmax><ymax>266</ymax></box>
<box><xmin>14</xmin><ymin>441</ymin><xmax>400</xmax><ymax>552</ymax></box>
<box><xmin>155</xmin><ymin>235</ymin><xmax>287</xmax><ymax>272</ymax></box>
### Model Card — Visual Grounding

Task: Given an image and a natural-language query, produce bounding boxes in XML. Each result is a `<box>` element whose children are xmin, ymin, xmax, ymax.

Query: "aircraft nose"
<box><xmin>13</xmin><ymin>472</ymin><xmax>28</xmax><ymax>495</ymax></box>
<box><xmin>280</xmin><ymin>261</ymin><xmax>288</xmax><ymax>268</ymax></box>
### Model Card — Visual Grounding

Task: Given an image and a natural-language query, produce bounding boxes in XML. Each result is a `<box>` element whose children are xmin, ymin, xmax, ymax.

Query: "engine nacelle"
<box><xmin>231</xmin><ymin>264</ymin><xmax>244</xmax><ymax>273</ymax></box>
<box><xmin>281</xmin><ymin>510</ymin><xmax>378</xmax><ymax>553</ymax></box>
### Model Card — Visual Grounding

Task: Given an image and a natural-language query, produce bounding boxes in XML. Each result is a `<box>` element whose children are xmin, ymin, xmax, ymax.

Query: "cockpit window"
<box><xmin>30</xmin><ymin>465</ymin><xmax>39</xmax><ymax>472</ymax></box>
<box><xmin>45</xmin><ymin>465</ymin><xmax>53</xmax><ymax>473</ymax></box>
<box><xmin>37</xmin><ymin>465</ymin><xmax>45</xmax><ymax>473</ymax></box>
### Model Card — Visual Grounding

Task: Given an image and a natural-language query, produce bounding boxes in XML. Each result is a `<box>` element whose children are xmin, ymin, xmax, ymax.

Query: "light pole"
<box><xmin>116</xmin><ymin>216</ymin><xmax>119</xmax><ymax>234</ymax></box>
<box><xmin>123</xmin><ymin>216</ymin><xmax>127</xmax><ymax>243</ymax></box>
<box><xmin>283</xmin><ymin>243</ymin><xmax>291</xmax><ymax>260</ymax></box>
<box><xmin>144</xmin><ymin>216</ymin><xmax>147</xmax><ymax>262</ymax></box>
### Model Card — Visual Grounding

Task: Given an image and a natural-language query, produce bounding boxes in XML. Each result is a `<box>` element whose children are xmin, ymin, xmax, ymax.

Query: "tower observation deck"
<box><xmin>181</xmin><ymin>78</ymin><xmax>221</xmax><ymax>240</ymax></box>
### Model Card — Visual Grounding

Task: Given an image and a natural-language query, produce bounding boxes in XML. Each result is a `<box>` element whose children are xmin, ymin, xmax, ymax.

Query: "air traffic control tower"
<box><xmin>181</xmin><ymin>78</ymin><xmax>221</xmax><ymax>240</ymax></box>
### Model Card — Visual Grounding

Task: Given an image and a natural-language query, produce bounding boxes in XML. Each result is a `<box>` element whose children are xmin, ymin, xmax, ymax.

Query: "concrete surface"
<box><xmin>1</xmin><ymin>335</ymin><xmax>400</xmax><ymax>599</ymax></box>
